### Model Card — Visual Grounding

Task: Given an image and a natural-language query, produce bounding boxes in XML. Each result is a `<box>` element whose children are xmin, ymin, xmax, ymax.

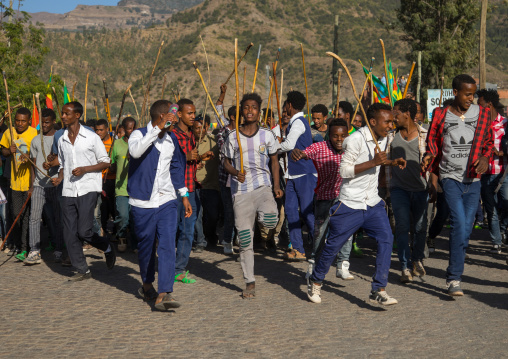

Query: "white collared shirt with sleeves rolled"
<box><xmin>339</xmin><ymin>126</ymin><xmax>387</xmax><ymax>210</ymax></box>
<box><xmin>58</xmin><ymin>124</ymin><xmax>110</xmax><ymax>197</ymax></box>
<box><xmin>128</xmin><ymin>121</ymin><xmax>188</xmax><ymax>209</ymax></box>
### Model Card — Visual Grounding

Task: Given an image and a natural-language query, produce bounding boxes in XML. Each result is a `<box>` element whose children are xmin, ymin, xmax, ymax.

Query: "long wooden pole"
<box><xmin>103</xmin><ymin>79</ymin><xmax>113</xmax><ymax>132</ymax></box>
<box><xmin>402</xmin><ymin>62</ymin><xmax>416</xmax><ymax>98</ymax></box>
<box><xmin>140</xmin><ymin>41</ymin><xmax>164</xmax><ymax>126</ymax></box>
<box><xmin>334</xmin><ymin>69</ymin><xmax>342</xmax><ymax>117</ymax></box>
<box><xmin>300</xmin><ymin>43</ymin><xmax>311</xmax><ymax>123</ymax></box>
<box><xmin>161</xmin><ymin>75</ymin><xmax>167</xmax><ymax>99</ymax></box>
<box><xmin>94</xmin><ymin>100</ymin><xmax>99</xmax><ymax>120</ymax></box>
<box><xmin>264</xmin><ymin>76</ymin><xmax>274</xmax><ymax>127</ymax></box>
<box><xmin>2</xmin><ymin>71</ymin><xmax>17</xmax><ymax>170</ymax></box>
<box><xmin>439</xmin><ymin>76</ymin><xmax>445</xmax><ymax>107</ymax></box>
<box><xmin>416</xmin><ymin>51</ymin><xmax>422</xmax><ymax>102</ymax></box>
<box><xmin>234</xmin><ymin>39</ymin><xmax>244</xmax><ymax>174</ymax></box>
<box><xmin>71</xmin><ymin>81</ymin><xmax>77</xmax><ymax>101</ymax></box>
<box><xmin>251</xmin><ymin>44</ymin><xmax>261</xmax><ymax>92</ymax></box>
<box><xmin>272</xmin><ymin>62</ymin><xmax>282</xmax><ymax>124</ymax></box>
<box><xmin>242</xmin><ymin>66</ymin><xmax>247</xmax><ymax>96</ymax></box>
<box><xmin>479</xmin><ymin>0</ymin><xmax>488</xmax><ymax>90</ymax></box>
<box><xmin>379</xmin><ymin>39</ymin><xmax>393</xmax><ymax>108</ymax></box>
<box><xmin>326</xmin><ymin>52</ymin><xmax>381</xmax><ymax>152</ymax></box>
<box><xmin>199</xmin><ymin>35</ymin><xmax>211</xmax><ymax>118</ymax></box>
<box><xmin>128</xmin><ymin>89</ymin><xmax>140</xmax><ymax>121</ymax></box>
<box><xmin>84</xmin><ymin>73</ymin><xmax>89</xmax><ymax>123</ymax></box>
<box><xmin>279</xmin><ymin>68</ymin><xmax>284</xmax><ymax>111</ymax></box>
<box><xmin>370</xmin><ymin>57</ymin><xmax>375</xmax><ymax>105</ymax></box>
<box><xmin>224</xmin><ymin>42</ymin><xmax>254</xmax><ymax>85</ymax></box>
<box><xmin>193</xmin><ymin>62</ymin><xmax>225</xmax><ymax>128</ymax></box>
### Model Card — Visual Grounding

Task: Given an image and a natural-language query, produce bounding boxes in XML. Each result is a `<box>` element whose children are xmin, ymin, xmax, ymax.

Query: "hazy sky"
<box><xmin>20</xmin><ymin>1</ymin><xmax>119</xmax><ymax>14</ymax></box>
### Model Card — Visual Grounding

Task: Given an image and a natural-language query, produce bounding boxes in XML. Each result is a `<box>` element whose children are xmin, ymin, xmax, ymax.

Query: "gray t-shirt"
<box><xmin>30</xmin><ymin>134</ymin><xmax>58</xmax><ymax>187</ymax></box>
<box><xmin>390</xmin><ymin>132</ymin><xmax>427</xmax><ymax>192</ymax></box>
<box><xmin>439</xmin><ymin>104</ymin><xmax>480</xmax><ymax>183</ymax></box>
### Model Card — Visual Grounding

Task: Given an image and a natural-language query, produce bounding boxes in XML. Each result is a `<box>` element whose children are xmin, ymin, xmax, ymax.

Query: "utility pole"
<box><xmin>479</xmin><ymin>0</ymin><xmax>488</xmax><ymax>89</ymax></box>
<box><xmin>417</xmin><ymin>51</ymin><xmax>422</xmax><ymax>102</ymax></box>
<box><xmin>332</xmin><ymin>15</ymin><xmax>339</xmax><ymax>109</ymax></box>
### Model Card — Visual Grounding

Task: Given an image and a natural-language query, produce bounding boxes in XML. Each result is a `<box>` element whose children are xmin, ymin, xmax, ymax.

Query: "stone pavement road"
<box><xmin>1</xmin><ymin>227</ymin><xmax>507</xmax><ymax>358</ymax></box>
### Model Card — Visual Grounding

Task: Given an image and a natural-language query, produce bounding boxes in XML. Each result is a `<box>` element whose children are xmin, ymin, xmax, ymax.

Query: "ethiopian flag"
<box><xmin>388</xmin><ymin>62</ymin><xmax>402</xmax><ymax>105</ymax></box>
<box><xmin>362</xmin><ymin>63</ymin><xmax>390</xmax><ymax>105</ymax></box>
<box><xmin>63</xmin><ymin>83</ymin><xmax>71</xmax><ymax>104</ymax></box>
<box><xmin>32</xmin><ymin>95</ymin><xmax>40</xmax><ymax>130</ymax></box>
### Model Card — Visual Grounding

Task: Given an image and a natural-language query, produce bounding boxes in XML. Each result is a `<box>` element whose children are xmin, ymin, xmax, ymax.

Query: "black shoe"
<box><xmin>193</xmin><ymin>246</ymin><xmax>204</xmax><ymax>253</ymax></box>
<box><xmin>68</xmin><ymin>270</ymin><xmax>92</xmax><ymax>282</ymax></box>
<box><xmin>104</xmin><ymin>246</ymin><xmax>116</xmax><ymax>269</ymax></box>
<box><xmin>138</xmin><ymin>287</ymin><xmax>158</xmax><ymax>301</ymax></box>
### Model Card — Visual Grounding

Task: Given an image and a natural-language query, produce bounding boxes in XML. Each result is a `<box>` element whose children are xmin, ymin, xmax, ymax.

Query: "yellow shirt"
<box><xmin>0</xmin><ymin>127</ymin><xmax>38</xmax><ymax>191</ymax></box>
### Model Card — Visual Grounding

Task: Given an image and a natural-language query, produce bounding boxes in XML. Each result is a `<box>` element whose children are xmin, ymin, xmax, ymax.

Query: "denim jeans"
<box><xmin>428</xmin><ymin>190</ymin><xmax>450</xmax><ymax>239</ymax></box>
<box><xmin>390</xmin><ymin>187</ymin><xmax>428</xmax><ymax>270</ymax></box>
<box><xmin>195</xmin><ymin>189</ymin><xmax>221</xmax><ymax>247</ymax></box>
<box><xmin>442</xmin><ymin>178</ymin><xmax>481</xmax><ymax>281</ymax></box>
<box><xmin>175</xmin><ymin>191</ymin><xmax>198</xmax><ymax>275</ymax></box>
<box><xmin>481</xmin><ymin>173</ymin><xmax>508</xmax><ymax>246</ymax></box>
<box><xmin>115</xmin><ymin>196</ymin><xmax>137</xmax><ymax>249</ymax></box>
<box><xmin>312</xmin><ymin>198</ymin><xmax>352</xmax><ymax>264</ymax></box>
<box><xmin>220</xmin><ymin>185</ymin><xmax>235</xmax><ymax>244</ymax></box>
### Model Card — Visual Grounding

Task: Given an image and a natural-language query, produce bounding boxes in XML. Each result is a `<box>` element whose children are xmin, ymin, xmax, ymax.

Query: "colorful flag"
<box><xmin>388</xmin><ymin>61</ymin><xmax>402</xmax><ymax>104</ymax></box>
<box><xmin>63</xmin><ymin>83</ymin><xmax>71</xmax><ymax>104</ymax></box>
<box><xmin>32</xmin><ymin>95</ymin><xmax>40</xmax><ymax>130</ymax></box>
<box><xmin>361</xmin><ymin>63</ymin><xmax>390</xmax><ymax>104</ymax></box>
<box><xmin>46</xmin><ymin>72</ymin><xmax>53</xmax><ymax>110</ymax></box>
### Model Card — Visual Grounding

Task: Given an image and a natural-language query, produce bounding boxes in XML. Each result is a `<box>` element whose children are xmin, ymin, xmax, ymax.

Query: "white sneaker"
<box><xmin>223</xmin><ymin>242</ymin><xmax>233</xmax><ymax>255</ymax></box>
<box><xmin>369</xmin><ymin>289</ymin><xmax>398</xmax><ymax>306</ymax></box>
<box><xmin>336</xmin><ymin>261</ymin><xmax>354</xmax><ymax>280</ymax></box>
<box><xmin>400</xmin><ymin>268</ymin><xmax>413</xmax><ymax>283</ymax></box>
<box><xmin>307</xmin><ymin>278</ymin><xmax>322</xmax><ymax>304</ymax></box>
<box><xmin>305</xmin><ymin>259</ymin><xmax>314</xmax><ymax>279</ymax></box>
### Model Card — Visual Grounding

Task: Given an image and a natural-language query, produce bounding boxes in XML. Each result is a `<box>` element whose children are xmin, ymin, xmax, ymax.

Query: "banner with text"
<box><xmin>427</xmin><ymin>89</ymin><xmax>454</xmax><ymax>121</ymax></box>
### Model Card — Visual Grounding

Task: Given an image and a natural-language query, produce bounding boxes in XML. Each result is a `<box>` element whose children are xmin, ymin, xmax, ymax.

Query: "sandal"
<box><xmin>138</xmin><ymin>287</ymin><xmax>158</xmax><ymax>301</ymax></box>
<box><xmin>174</xmin><ymin>271</ymin><xmax>196</xmax><ymax>284</ymax></box>
<box><xmin>154</xmin><ymin>293</ymin><xmax>181</xmax><ymax>311</ymax></box>
<box><xmin>241</xmin><ymin>282</ymin><xmax>256</xmax><ymax>299</ymax></box>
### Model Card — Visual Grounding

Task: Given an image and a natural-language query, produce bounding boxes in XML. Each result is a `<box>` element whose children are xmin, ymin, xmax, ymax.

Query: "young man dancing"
<box><xmin>307</xmin><ymin>103</ymin><xmax>405</xmax><ymax>305</ymax></box>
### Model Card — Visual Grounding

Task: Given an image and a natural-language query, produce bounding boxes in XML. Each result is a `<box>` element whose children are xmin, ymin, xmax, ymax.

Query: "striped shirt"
<box><xmin>487</xmin><ymin>113</ymin><xmax>507</xmax><ymax>175</ymax></box>
<box><xmin>223</xmin><ymin>126</ymin><xmax>279</xmax><ymax>196</ymax></box>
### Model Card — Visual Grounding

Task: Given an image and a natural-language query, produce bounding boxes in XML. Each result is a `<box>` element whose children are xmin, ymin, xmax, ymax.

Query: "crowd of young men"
<box><xmin>1</xmin><ymin>73</ymin><xmax>506</xmax><ymax>310</ymax></box>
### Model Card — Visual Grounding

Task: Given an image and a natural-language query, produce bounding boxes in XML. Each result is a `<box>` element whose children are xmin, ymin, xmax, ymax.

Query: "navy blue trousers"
<box><xmin>131</xmin><ymin>199</ymin><xmax>178</xmax><ymax>294</ymax></box>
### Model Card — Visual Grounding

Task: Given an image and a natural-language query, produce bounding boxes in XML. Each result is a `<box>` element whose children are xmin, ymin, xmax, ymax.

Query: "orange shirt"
<box><xmin>102</xmin><ymin>136</ymin><xmax>116</xmax><ymax>180</ymax></box>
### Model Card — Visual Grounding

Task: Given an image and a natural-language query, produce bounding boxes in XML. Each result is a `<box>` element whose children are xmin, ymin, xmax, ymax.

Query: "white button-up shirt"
<box><xmin>58</xmin><ymin>124</ymin><xmax>111</xmax><ymax>197</ymax></box>
<box><xmin>128</xmin><ymin>122</ymin><xmax>188</xmax><ymax>209</ymax></box>
<box><xmin>339</xmin><ymin>126</ymin><xmax>387</xmax><ymax>210</ymax></box>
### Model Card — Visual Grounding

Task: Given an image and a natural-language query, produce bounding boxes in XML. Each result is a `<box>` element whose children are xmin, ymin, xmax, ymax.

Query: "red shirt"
<box><xmin>173</xmin><ymin>126</ymin><xmax>198</xmax><ymax>192</ymax></box>
<box><xmin>426</xmin><ymin>105</ymin><xmax>494</xmax><ymax>179</ymax></box>
<box><xmin>487</xmin><ymin>113</ymin><xmax>507</xmax><ymax>175</ymax></box>
<box><xmin>303</xmin><ymin>141</ymin><xmax>343</xmax><ymax>200</ymax></box>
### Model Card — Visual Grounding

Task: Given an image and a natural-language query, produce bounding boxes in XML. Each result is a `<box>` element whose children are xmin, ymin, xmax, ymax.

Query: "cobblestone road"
<box><xmin>1</xmin><ymin>227</ymin><xmax>507</xmax><ymax>358</ymax></box>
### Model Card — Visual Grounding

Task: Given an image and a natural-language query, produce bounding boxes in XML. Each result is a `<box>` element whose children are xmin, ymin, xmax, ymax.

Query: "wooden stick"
<box><xmin>16</xmin><ymin>147</ymin><xmax>51</xmax><ymax>179</ymax></box>
<box><xmin>199</xmin><ymin>35</ymin><xmax>211</xmax><ymax>118</ymax></box>
<box><xmin>0</xmin><ymin>192</ymin><xmax>32</xmax><ymax>251</ymax></box>
<box><xmin>251</xmin><ymin>44</ymin><xmax>261</xmax><ymax>92</ymax></box>
<box><xmin>279</xmin><ymin>69</ymin><xmax>284</xmax><ymax>111</ymax></box>
<box><xmin>2</xmin><ymin>71</ymin><xmax>18</xmax><ymax>170</ymax></box>
<box><xmin>171</xmin><ymin>89</ymin><xmax>178</xmax><ymax>103</ymax></box>
<box><xmin>224</xmin><ymin>42</ymin><xmax>254</xmax><ymax>85</ymax></box>
<box><xmin>51</xmin><ymin>87</ymin><xmax>62</xmax><ymax>123</ymax></box>
<box><xmin>140</xmin><ymin>41</ymin><xmax>164</xmax><ymax>125</ymax></box>
<box><xmin>234</xmin><ymin>39</ymin><xmax>244</xmax><ymax>174</ymax></box>
<box><xmin>335</xmin><ymin>69</ymin><xmax>342</xmax><ymax>117</ymax></box>
<box><xmin>35</xmin><ymin>94</ymin><xmax>47</xmax><ymax>173</ymax></box>
<box><xmin>439</xmin><ymin>76</ymin><xmax>445</xmax><ymax>107</ymax></box>
<box><xmin>351</xmin><ymin>59</ymin><xmax>375</xmax><ymax>125</ymax></box>
<box><xmin>117</xmin><ymin>84</ymin><xmax>132</xmax><ymax>127</ymax></box>
<box><xmin>94</xmin><ymin>99</ymin><xmax>99</xmax><ymax>120</ymax></box>
<box><xmin>379</xmin><ymin>39</ymin><xmax>393</xmax><ymax>108</ymax></box>
<box><xmin>84</xmin><ymin>73</ymin><xmax>89</xmax><ymax>123</ymax></box>
<box><xmin>71</xmin><ymin>81</ymin><xmax>77</xmax><ymax>101</ymax></box>
<box><xmin>264</xmin><ymin>76</ymin><xmax>274</xmax><ymax>127</ymax></box>
<box><xmin>0</xmin><ymin>103</ymin><xmax>21</xmax><ymax>125</ymax></box>
<box><xmin>370</xmin><ymin>57</ymin><xmax>375</xmax><ymax>105</ymax></box>
<box><xmin>102</xmin><ymin>79</ymin><xmax>113</xmax><ymax>132</ymax></box>
<box><xmin>161</xmin><ymin>75</ymin><xmax>167</xmax><ymax>99</ymax></box>
<box><xmin>242</xmin><ymin>66</ymin><xmax>246</xmax><ymax>96</ymax></box>
<box><xmin>326</xmin><ymin>52</ymin><xmax>381</xmax><ymax>152</ymax></box>
<box><xmin>128</xmin><ymin>89</ymin><xmax>139</xmax><ymax>121</ymax></box>
<box><xmin>403</xmin><ymin>62</ymin><xmax>416</xmax><ymax>98</ymax></box>
<box><xmin>193</xmin><ymin>62</ymin><xmax>225</xmax><ymax>128</ymax></box>
<box><xmin>300</xmin><ymin>43</ymin><xmax>311</xmax><ymax>123</ymax></box>
<box><xmin>272</xmin><ymin>62</ymin><xmax>282</xmax><ymax>124</ymax></box>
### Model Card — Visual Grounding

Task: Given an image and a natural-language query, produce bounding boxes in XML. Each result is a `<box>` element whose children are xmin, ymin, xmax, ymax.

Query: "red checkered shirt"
<box><xmin>426</xmin><ymin>105</ymin><xmax>494</xmax><ymax>179</ymax></box>
<box><xmin>173</xmin><ymin>126</ymin><xmax>198</xmax><ymax>192</ymax></box>
<box><xmin>304</xmin><ymin>140</ymin><xmax>343</xmax><ymax>200</ymax></box>
<box><xmin>487</xmin><ymin>113</ymin><xmax>507</xmax><ymax>175</ymax></box>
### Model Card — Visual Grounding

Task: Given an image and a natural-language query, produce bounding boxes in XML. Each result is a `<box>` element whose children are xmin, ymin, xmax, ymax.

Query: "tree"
<box><xmin>397</xmin><ymin>0</ymin><xmax>481</xmax><ymax>90</ymax></box>
<box><xmin>0</xmin><ymin>1</ymin><xmax>49</xmax><ymax>109</ymax></box>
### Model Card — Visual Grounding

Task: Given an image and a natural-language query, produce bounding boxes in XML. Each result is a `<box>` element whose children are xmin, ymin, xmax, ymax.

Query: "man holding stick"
<box><xmin>0</xmin><ymin>107</ymin><xmax>37</xmax><ymax>261</ymax></box>
<box><xmin>24</xmin><ymin>109</ymin><xmax>62</xmax><ymax>265</ymax></box>
<box><xmin>51</xmin><ymin>102</ymin><xmax>115</xmax><ymax>281</ymax></box>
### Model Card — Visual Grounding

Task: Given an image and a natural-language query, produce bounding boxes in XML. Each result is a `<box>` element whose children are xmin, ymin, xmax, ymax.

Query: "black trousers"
<box><xmin>62</xmin><ymin>192</ymin><xmax>110</xmax><ymax>274</ymax></box>
<box><xmin>11</xmin><ymin>190</ymin><xmax>30</xmax><ymax>252</ymax></box>
<box><xmin>101</xmin><ymin>179</ymin><xmax>116</xmax><ymax>232</ymax></box>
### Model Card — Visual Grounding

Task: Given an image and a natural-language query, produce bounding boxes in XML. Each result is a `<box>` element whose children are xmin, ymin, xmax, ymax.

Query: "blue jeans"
<box><xmin>441</xmin><ymin>178</ymin><xmax>481</xmax><ymax>281</ymax></box>
<box><xmin>175</xmin><ymin>191</ymin><xmax>198</xmax><ymax>275</ymax></box>
<box><xmin>428</xmin><ymin>191</ymin><xmax>449</xmax><ymax>239</ymax></box>
<box><xmin>481</xmin><ymin>174</ymin><xmax>508</xmax><ymax>246</ymax></box>
<box><xmin>220</xmin><ymin>185</ymin><xmax>235</xmax><ymax>244</ymax></box>
<box><xmin>115</xmin><ymin>196</ymin><xmax>137</xmax><ymax>249</ymax></box>
<box><xmin>390</xmin><ymin>188</ymin><xmax>428</xmax><ymax>270</ymax></box>
<box><xmin>285</xmin><ymin>174</ymin><xmax>317</xmax><ymax>254</ymax></box>
<box><xmin>312</xmin><ymin>198</ymin><xmax>352</xmax><ymax>264</ymax></box>
<box><xmin>195</xmin><ymin>189</ymin><xmax>221</xmax><ymax>247</ymax></box>
<box><xmin>312</xmin><ymin>200</ymin><xmax>393</xmax><ymax>291</ymax></box>
<box><xmin>131</xmin><ymin>200</ymin><xmax>178</xmax><ymax>294</ymax></box>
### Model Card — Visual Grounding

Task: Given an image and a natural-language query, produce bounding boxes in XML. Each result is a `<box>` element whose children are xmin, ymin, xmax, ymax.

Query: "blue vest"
<box><xmin>286</xmin><ymin>116</ymin><xmax>316</xmax><ymax>176</ymax></box>
<box><xmin>127</xmin><ymin>127</ymin><xmax>186</xmax><ymax>201</ymax></box>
